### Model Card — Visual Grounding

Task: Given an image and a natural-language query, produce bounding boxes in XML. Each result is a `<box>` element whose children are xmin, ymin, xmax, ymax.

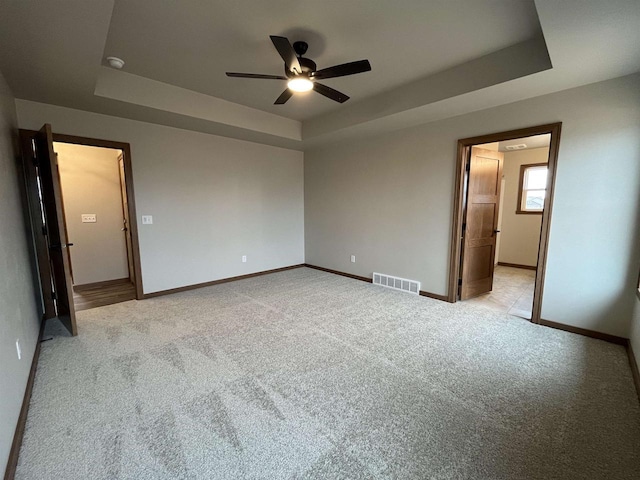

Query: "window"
<box><xmin>517</xmin><ymin>163</ymin><xmax>547</xmax><ymax>214</ymax></box>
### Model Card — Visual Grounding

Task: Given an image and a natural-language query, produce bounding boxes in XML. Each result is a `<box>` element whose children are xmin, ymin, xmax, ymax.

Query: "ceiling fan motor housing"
<box><xmin>284</xmin><ymin>57</ymin><xmax>317</xmax><ymax>78</ymax></box>
<box><xmin>292</xmin><ymin>41</ymin><xmax>308</xmax><ymax>56</ymax></box>
<box><xmin>286</xmin><ymin>56</ymin><xmax>316</xmax><ymax>78</ymax></box>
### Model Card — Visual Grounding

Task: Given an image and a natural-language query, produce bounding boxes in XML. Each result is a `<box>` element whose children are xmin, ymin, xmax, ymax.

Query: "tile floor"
<box><xmin>465</xmin><ymin>265</ymin><xmax>535</xmax><ymax>319</ymax></box>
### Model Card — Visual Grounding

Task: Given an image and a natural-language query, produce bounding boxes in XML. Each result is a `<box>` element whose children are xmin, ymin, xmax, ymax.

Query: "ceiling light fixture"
<box><xmin>287</xmin><ymin>77</ymin><xmax>313</xmax><ymax>92</ymax></box>
<box><xmin>226</xmin><ymin>36</ymin><xmax>371</xmax><ymax>104</ymax></box>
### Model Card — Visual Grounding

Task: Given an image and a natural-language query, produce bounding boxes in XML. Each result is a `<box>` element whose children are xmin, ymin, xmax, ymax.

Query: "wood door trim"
<box><xmin>3</xmin><ymin>317</ymin><xmax>45</xmax><ymax>480</ymax></box>
<box><xmin>497</xmin><ymin>262</ymin><xmax>537</xmax><ymax>270</ymax></box>
<box><xmin>73</xmin><ymin>277</ymin><xmax>132</xmax><ymax>291</ymax></box>
<box><xmin>539</xmin><ymin>318</ymin><xmax>627</xmax><ymax>345</ymax></box>
<box><xmin>539</xmin><ymin>319</ymin><xmax>639</xmax><ymax>403</ymax></box>
<box><xmin>418</xmin><ymin>290</ymin><xmax>449</xmax><ymax>302</ymax></box>
<box><xmin>627</xmin><ymin>341</ymin><xmax>640</xmax><ymax>403</ymax></box>
<box><xmin>304</xmin><ymin>264</ymin><xmax>449</xmax><ymax>301</ymax></box>
<box><xmin>304</xmin><ymin>264</ymin><xmax>372</xmax><ymax>283</ymax></box>
<box><xmin>448</xmin><ymin>122</ymin><xmax>562</xmax><ymax>327</ymax></box>
<box><xmin>143</xmin><ymin>264</ymin><xmax>306</xmax><ymax>298</ymax></box>
<box><xmin>22</xmin><ymin>130</ymin><xmax>145</xmax><ymax>300</ymax></box>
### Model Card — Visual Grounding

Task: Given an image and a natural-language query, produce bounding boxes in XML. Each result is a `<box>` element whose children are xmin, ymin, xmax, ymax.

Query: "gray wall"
<box><xmin>15</xmin><ymin>101</ymin><xmax>305</xmax><ymax>294</ymax></box>
<box><xmin>498</xmin><ymin>147</ymin><xmax>549</xmax><ymax>267</ymax></box>
<box><xmin>0</xmin><ymin>72</ymin><xmax>40</xmax><ymax>474</ymax></box>
<box><xmin>56</xmin><ymin>143</ymin><xmax>129</xmax><ymax>285</ymax></box>
<box><xmin>305</xmin><ymin>73</ymin><xmax>640</xmax><ymax>338</ymax></box>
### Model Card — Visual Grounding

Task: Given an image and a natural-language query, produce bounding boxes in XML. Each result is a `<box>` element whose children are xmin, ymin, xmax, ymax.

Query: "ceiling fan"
<box><xmin>226</xmin><ymin>35</ymin><xmax>371</xmax><ymax>105</ymax></box>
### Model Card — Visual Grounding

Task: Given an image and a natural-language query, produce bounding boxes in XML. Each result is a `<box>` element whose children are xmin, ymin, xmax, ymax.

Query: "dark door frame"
<box><xmin>19</xmin><ymin>130</ymin><xmax>144</xmax><ymax>302</ymax></box>
<box><xmin>448</xmin><ymin>122</ymin><xmax>562</xmax><ymax>324</ymax></box>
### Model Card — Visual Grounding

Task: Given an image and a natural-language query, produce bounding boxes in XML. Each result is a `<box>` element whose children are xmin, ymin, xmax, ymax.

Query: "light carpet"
<box><xmin>16</xmin><ymin>267</ymin><xmax>640</xmax><ymax>479</ymax></box>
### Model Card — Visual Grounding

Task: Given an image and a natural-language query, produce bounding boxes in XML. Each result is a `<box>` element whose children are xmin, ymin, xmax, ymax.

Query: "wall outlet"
<box><xmin>16</xmin><ymin>339</ymin><xmax>21</xmax><ymax>360</ymax></box>
<box><xmin>142</xmin><ymin>215</ymin><xmax>153</xmax><ymax>225</ymax></box>
<box><xmin>351</xmin><ymin>255</ymin><xmax>356</xmax><ymax>263</ymax></box>
<box><xmin>81</xmin><ymin>214</ymin><xmax>97</xmax><ymax>223</ymax></box>
<box><xmin>242</xmin><ymin>255</ymin><xmax>247</xmax><ymax>263</ymax></box>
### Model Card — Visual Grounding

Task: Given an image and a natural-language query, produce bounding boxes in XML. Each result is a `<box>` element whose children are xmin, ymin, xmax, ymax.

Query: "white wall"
<box><xmin>0</xmin><ymin>71</ymin><xmax>40</xmax><ymax>475</ymax></box>
<box><xmin>498</xmin><ymin>147</ymin><xmax>549</xmax><ymax>267</ymax></box>
<box><xmin>16</xmin><ymin>101</ymin><xmax>305</xmax><ymax>294</ymax></box>
<box><xmin>305</xmin><ymin>73</ymin><xmax>640</xmax><ymax>337</ymax></box>
<box><xmin>56</xmin><ymin>143</ymin><xmax>129</xmax><ymax>285</ymax></box>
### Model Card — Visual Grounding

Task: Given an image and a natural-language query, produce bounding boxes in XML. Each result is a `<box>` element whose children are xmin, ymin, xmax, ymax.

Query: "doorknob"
<box><xmin>494</xmin><ymin>230</ymin><xmax>501</xmax><ymax>234</ymax></box>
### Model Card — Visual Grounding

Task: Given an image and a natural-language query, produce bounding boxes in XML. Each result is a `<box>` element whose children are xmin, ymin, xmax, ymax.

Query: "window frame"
<box><xmin>516</xmin><ymin>162</ymin><xmax>548</xmax><ymax>215</ymax></box>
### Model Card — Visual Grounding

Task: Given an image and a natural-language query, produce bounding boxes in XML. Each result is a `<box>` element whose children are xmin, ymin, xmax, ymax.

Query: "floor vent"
<box><xmin>373</xmin><ymin>273</ymin><xmax>420</xmax><ymax>295</ymax></box>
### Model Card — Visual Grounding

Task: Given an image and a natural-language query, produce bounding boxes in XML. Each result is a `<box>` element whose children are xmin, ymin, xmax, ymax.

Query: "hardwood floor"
<box><xmin>73</xmin><ymin>278</ymin><xmax>136</xmax><ymax>311</ymax></box>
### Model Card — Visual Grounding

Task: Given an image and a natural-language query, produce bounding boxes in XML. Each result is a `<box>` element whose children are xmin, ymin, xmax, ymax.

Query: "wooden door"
<box><xmin>118</xmin><ymin>154</ymin><xmax>135</xmax><ymax>283</ymax></box>
<box><xmin>35</xmin><ymin>124</ymin><xmax>77</xmax><ymax>335</ymax></box>
<box><xmin>19</xmin><ymin>131</ymin><xmax>57</xmax><ymax>319</ymax></box>
<box><xmin>460</xmin><ymin>147</ymin><xmax>503</xmax><ymax>300</ymax></box>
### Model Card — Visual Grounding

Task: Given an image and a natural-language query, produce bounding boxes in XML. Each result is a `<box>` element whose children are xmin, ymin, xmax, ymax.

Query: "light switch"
<box><xmin>81</xmin><ymin>214</ymin><xmax>97</xmax><ymax>223</ymax></box>
<box><xmin>142</xmin><ymin>215</ymin><xmax>153</xmax><ymax>225</ymax></box>
<box><xmin>351</xmin><ymin>255</ymin><xmax>356</xmax><ymax>263</ymax></box>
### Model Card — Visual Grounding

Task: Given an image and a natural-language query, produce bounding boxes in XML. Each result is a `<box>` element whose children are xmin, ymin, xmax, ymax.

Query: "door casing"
<box><xmin>448</xmin><ymin>123</ymin><xmax>562</xmax><ymax>324</ymax></box>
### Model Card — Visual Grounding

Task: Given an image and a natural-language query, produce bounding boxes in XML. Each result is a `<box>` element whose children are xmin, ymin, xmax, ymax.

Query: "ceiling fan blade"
<box><xmin>313</xmin><ymin>83</ymin><xmax>349</xmax><ymax>103</ymax></box>
<box><xmin>274</xmin><ymin>89</ymin><xmax>294</xmax><ymax>105</ymax></box>
<box><xmin>270</xmin><ymin>36</ymin><xmax>302</xmax><ymax>74</ymax></box>
<box><xmin>313</xmin><ymin>60</ymin><xmax>371</xmax><ymax>80</ymax></box>
<box><xmin>226</xmin><ymin>72</ymin><xmax>287</xmax><ymax>80</ymax></box>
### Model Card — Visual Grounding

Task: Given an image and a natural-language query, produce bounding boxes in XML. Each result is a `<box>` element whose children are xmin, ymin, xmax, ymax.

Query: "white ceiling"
<box><xmin>103</xmin><ymin>0</ymin><xmax>542</xmax><ymax>121</ymax></box>
<box><xmin>0</xmin><ymin>0</ymin><xmax>638</xmax><ymax>150</ymax></box>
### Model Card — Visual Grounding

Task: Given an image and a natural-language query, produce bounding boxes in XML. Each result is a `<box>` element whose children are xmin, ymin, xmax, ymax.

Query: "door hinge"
<box><xmin>458</xmin><ymin>278</ymin><xmax>463</xmax><ymax>286</ymax></box>
<box><xmin>465</xmin><ymin>161</ymin><xmax>470</xmax><ymax>172</ymax></box>
<box><xmin>51</xmin><ymin>291</ymin><xmax>57</xmax><ymax>301</ymax></box>
<box><xmin>462</xmin><ymin>222</ymin><xmax>466</xmax><ymax>233</ymax></box>
<box><xmin>32</xmin><ymin>155</ymin><xmax>38</xmax><ymax>166</ymax></box>
<box><xmin>42</xmin><ymin>225</ymin><xmax>47</xmax><ymax>236</ymax></box>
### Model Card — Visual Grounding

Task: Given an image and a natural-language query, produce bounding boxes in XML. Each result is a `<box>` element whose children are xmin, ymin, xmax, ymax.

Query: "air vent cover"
<box><xmin>373</xmin><ymin>272</ymin><xmax>420</xmax><ymax>295</ymax></box>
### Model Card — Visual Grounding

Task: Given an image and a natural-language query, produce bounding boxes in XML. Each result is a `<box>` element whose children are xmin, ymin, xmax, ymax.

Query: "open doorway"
<box><xmin>53</xmin><ymin>142</ymin><xmax>136</xmax><ymax>311</ymax></box>
<box><xmin>19</xmin><ymin>126</ymin><xmax>142</xmax><ymax>336</ymax></box>
<box><xmin>448</xmin><ymin>123</ymin><xmax>561</xmax><ymax>324</ymax></box>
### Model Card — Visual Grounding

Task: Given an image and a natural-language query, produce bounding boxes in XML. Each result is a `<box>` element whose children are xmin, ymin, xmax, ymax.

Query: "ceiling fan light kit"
<box><xmin>226</xmin><ymin>35</ymin><xmax>371</xmax><ymax>105</ymax></box>
<box><xmin>287</xmin><ymin>77</ymin><xmax>313</xmax><ymax>92</ymax></box>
